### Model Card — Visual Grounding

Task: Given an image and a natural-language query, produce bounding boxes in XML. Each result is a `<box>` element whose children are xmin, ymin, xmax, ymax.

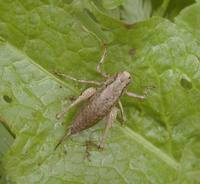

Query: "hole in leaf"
<box><xmin>3</xmin><ymin>95</ymin><xmax>12</xmax><ymax>103</ymax></box>
<box><xmin>180</xmin><ymin>77</ymin><xmax>192</xmax><ymax>90</ymax></box>
<box><xmin>129</xmin><ymin>48</ymin><xmax>136</xmax><ymax>56</ymax></box>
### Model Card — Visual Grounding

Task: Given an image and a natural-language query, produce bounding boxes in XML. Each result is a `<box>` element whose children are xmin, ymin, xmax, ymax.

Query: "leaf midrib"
<box><xmin>121</xmin><ymin>126</ymin><xmax>179</xmax><ymax>170</ymax></box>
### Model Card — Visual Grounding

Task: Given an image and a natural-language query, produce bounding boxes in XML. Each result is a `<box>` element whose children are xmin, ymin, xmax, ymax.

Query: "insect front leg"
<box><xmin>99</xmin><ymin>107</ymin><xmax>118</xmax><ymax>149</ymax></box>
<box><xmin>56</xmin><ymin>87</ymin><xmax>96</xmax><ymax>119</ymax></box>
<box><xmin>126</xmin><ymin>86</ymin><xmax>154</xmax><ymax>100</ymax></box>
<box><xmin>126</xmin><ymin>91</ymin><xmax>146</xmax><ymax>99</ymax></box>
<box><xmin>96</xmin><ymin>46</ymin><xmax>109</xmax><ymax>78</ymax></box>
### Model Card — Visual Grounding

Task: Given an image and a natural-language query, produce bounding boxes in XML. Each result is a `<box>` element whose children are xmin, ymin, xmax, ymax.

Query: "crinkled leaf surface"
<box><xmin>102</xmin><ymin>0</ymin><xmax>124</xmax><ymax>9</ymax></box>
<box><xmin>101</xmin><ymin>0</ymin><xmax>152</xmax><ymax>23</ymax></box>
<box><xmin>0</xmin><ymin>122</ymin><xmax>14</xmax><ymax>158</ymax></box>
<box><xmin>165</xmin><ymin>0</ymin><xmax>195</xmax><ymax>19</ymax></box>
<box><xmin>120</xmin><ymin>0</ymin><xmax>152</xmax><ymax>23</ymax></box>
<box><xmin>0</xmin><ymin>121</ymin><xmax>14</xmax><ymax>184</ymax></box>
<box><xmin>0</xmin><ymin>1</ymin><xmax>200</xmax><ymax>184</ymax></box>
<box><xmin>153</xmin><ymin>0</ymin><xmax>195</xmax><ymax>18</ymax></box>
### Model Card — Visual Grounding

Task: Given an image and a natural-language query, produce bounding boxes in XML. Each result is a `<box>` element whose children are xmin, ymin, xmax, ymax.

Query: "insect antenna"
<box><xmin>96</xmin><ymin>45</ymin><xmax>109</xmax><ymax>78</ymax></box>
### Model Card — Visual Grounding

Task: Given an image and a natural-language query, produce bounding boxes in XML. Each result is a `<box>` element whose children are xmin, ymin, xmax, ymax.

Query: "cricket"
<box><xmin>55</xmin><ymin>46</ymin><xmax>148</xmax><ymax>150</ymax></box>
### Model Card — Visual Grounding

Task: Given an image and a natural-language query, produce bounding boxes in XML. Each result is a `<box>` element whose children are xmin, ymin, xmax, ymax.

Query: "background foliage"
<box><xmin>0</xmin><ymin>0</ymin><xmax>200</xmax><ymax>183</ymax></box>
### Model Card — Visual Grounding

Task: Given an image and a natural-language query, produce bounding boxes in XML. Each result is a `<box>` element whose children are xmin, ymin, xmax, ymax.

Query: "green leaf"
<box><xmin>0</xmin><ymin>121</ymin><xmax>14</xmax><ymax>184</ymax></box>
<box><xmin>0</xmin><ymin>1</ymin><xmax>200</xmax><ymax>184</ymax></box>
<box><xmin>175</xmin><ymin>2</ymin><xmax>200</xmax><ymax>41</ymax></box>
<box><xmin>102</xmin><ymin>0</ymin><xmax>124</xmax><ymax>10</ymax></box>
<box><xmin>0</xmin><ymin>122</ymin><xmax>14</xmax><ymax>157</ymax></box>
<box><xmin>0</xmin><ymin>39</ymin><xmax>179</xmax><ymax>184</ymax></box>
<box><xmin>153</xmin><ymin>0</ymin><xmax>195</xmax><ymax>19</ymax></box>
<box><xmin>153</xmin><ymin>0</ymin><xmax>170</xmax><ymax>17</ymax></box>
<box><xmin>120</xmin><ymin>0</ymin><xmax>152</xmax><ymax>23</ymax></box>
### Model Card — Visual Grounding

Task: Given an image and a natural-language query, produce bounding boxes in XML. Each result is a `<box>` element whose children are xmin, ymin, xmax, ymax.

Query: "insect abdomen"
<box><xmin>70</xmin><ymin>100</ymin><xmax>111</xmax><ymax>134</ymax></box>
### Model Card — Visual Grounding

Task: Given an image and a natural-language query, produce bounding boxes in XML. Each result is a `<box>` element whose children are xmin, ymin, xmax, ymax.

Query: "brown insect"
<box><xmin>55</xmin><ymin>47</ymin><xmax>148</xmax><ymax>150</ymax></box>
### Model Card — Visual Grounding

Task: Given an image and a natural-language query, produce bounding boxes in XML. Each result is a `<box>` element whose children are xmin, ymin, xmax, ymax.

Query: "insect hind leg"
<box><xmin>56</xmin><ymin>87</ymin><xmax>96</xmax><ymax>119</ymax></box>
<box><xmin>117</xmin><ymin>100</ymin><xmax>126</xmax><ymax>126</ymax></box>
<box><xmin>99</xmin><ymin>107</ymin><xmax>118</xmax><ymax>149</ymax></box>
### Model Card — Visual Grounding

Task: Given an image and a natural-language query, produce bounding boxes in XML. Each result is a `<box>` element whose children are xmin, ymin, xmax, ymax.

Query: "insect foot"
<box><xmin>98</xmin><ymin>145</ymin><xmax>104</xmax><ymax>151</ymax></box>
<box><xmin>84</xmin><ymin>140</ymin><xmax>99</xmax><ymax>161</ymax></box>
<box><xmin>144</xmin><ymin>85</ymin><xmax>156</xmax><ymax>96</ymax></box>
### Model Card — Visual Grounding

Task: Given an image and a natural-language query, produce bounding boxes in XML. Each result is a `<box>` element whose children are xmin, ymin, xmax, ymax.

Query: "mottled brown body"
<box><xmin>69</xmin><ymin>72</ymin><xmax>130</xmax><ymax>135</ymax></box>
<box><xmin>55</xmin><ymin>47</ymin><xmax>148</xmax><ymax>149</ymax></box>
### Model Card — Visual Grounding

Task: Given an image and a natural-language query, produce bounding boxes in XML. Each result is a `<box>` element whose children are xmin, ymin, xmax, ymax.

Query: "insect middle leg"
<box><xmin>99</xmin><ymin>107</ymin><xmax>118</xmax><ymax>149</ymax></box>
<box><xmin>56</xmin><ymin>87</ymin><xmax>96</xmax><ymax>119</ymax></box>
<box><xmin>117</xmin><ymin>100</ymin><xmax>126</xmax><ymax>126</ymax></box>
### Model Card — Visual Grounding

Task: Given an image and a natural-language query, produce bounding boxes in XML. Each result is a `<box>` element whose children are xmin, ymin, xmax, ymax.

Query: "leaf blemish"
<box><xmin>180</xmin><ymin>77</ymin><xmax>192</xmax><ymax>90</ymax></box>
<box><xmin>129</xmin><ymin>48</ymin><xmax>136</xmax><ymax>56</ymax></box>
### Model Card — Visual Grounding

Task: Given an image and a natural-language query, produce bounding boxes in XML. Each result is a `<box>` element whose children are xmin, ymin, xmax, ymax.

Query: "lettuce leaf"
<box><xmin>0</xmin><ymin>1</ymin><xmax>200</xmax><ymax>183</ymax></box>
